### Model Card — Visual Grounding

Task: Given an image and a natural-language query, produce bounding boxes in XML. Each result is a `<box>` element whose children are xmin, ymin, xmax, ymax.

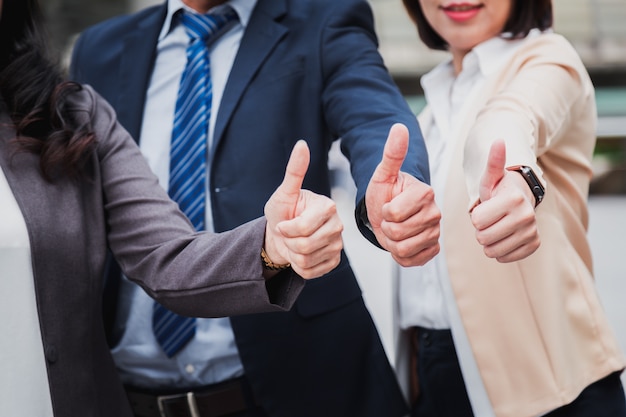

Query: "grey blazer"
<box><xmin>0</xmin><ymin>85</ymin><xmax>304</xmax><ymax>417</ymax></box>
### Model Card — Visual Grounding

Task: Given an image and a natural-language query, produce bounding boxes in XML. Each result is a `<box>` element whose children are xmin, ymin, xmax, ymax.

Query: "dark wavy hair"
<box><xmin>0</xmin><ymin>0</ymin><xmax>96</xmax><ymax>180</ymax></box>
<box><xmin>402</xmin><ymin>0</ymin><xmax>553</xmax><ymax>51</ymax></box>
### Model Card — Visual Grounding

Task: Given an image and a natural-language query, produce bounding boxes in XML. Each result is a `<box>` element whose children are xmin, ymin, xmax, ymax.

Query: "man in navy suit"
<box><xmin>70</xmin><ymin>0</ymin><xmax>440</xmax><ymax>416</ymax></box>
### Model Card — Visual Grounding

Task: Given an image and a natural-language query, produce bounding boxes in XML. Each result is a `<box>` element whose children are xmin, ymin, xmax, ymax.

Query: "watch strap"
<box><xmin>506</xmin><ymin>165</ymin><xmax>545</xmax><ymax>207</ymax></box>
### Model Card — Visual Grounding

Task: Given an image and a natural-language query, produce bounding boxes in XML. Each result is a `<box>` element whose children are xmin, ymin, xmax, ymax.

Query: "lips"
<box><xmin>440</xmin><ymin>3</ymin><xmax>483</xmax><ymax>22</ymax></box>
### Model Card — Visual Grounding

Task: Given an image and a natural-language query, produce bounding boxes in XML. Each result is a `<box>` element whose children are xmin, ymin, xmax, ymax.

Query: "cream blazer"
<box><xmin>394</xmin><ymin>33</ymin><xmax>625</xmax><ymax>417</ymax></box>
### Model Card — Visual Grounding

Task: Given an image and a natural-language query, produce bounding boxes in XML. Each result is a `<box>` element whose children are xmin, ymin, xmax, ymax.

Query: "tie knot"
<box><xmin>180</xmin><ymin>9</ymin><xmax>237</xmax><ymax>42</ymax></box>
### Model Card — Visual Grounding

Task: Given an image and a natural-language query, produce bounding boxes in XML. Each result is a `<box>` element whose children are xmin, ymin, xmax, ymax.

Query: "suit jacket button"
<box><xmin>45</xmin><ymin>345</ymin><xmax>58</xmax><ymax>363</ymax></box>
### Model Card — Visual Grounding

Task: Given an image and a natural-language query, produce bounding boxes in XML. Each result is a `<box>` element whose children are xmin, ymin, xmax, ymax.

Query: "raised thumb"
<box><xmin>278</xmin><ymin>140</ymin><xmax>310</xmax><ymax>204</ymax></box>
<box><xmin>479</xmin><ymin>139</ymin><xmax>506</xmax><ymax>202</ymax></box>
<box><xmin>371</xmin><ymin>123</ymin><xmax>409</xmax><ymax>183</ymax></box>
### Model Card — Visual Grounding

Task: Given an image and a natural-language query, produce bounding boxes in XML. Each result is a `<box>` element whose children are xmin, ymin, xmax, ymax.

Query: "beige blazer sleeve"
<box><xmin>462</xmin><ymin>34</ymin><xmax>596</xmax><ymax>207</ymax></box>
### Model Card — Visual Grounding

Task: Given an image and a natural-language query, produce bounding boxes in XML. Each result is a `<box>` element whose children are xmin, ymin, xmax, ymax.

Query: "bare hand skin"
<box><xmin>365</xmin><ymin>123</ymin><xmax>441</xmax><ymax>267</ymax></box>
<box><xmin>471</xmin><ymin>139</ymin><xmax>540</xmax><ymax>262</ymax></box>
<box><xmin>264</xmin><ymin>140</ymin><xmax>344</xmax><ymax>279</ymax></box>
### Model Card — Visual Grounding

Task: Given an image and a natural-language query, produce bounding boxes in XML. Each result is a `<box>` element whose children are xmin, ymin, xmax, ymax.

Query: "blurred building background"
<box><xmin>44</xmin><ymin>0</ymin><xmax>626</xmax><ymax>384</ymax></box>
<box><xmin>44</xmin><ymin>0</ymin><xmax>626</xmax><ymax>85</ymax></box>
<box><xmin>44</xmin><ymin>0</ymin><xmax>626</xmax><ymax>191</ymax></box>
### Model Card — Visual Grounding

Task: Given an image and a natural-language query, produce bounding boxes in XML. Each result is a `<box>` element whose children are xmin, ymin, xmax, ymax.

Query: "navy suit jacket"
<box><xmin>71</xmin><ymin>0</ymin><xmax>428</xmax><ymax>415</ymax></box>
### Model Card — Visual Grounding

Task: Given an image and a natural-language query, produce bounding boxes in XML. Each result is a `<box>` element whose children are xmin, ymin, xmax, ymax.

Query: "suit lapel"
<box><xmin>211</xmin><ymin>0</ymin><xmax>288</xmax><ymax>156</ymax></box>
<box><xmin>116</xmin><ymin>5</ymin><xmax>167</xmax><ymax>143</ymax></box>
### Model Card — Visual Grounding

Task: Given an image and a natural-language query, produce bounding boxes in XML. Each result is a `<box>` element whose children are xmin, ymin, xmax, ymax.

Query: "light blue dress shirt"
<box><xmin>111</xmin><ymin>0</ymin><xmax>258</xmax><ymax>389</ymax></box>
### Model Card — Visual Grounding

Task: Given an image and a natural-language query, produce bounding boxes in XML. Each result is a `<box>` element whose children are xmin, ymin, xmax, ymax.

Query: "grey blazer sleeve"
<box><xmin>76</xmin><ymin>85</ymin><xmax>305</xmax><ymax>317</ymax></box>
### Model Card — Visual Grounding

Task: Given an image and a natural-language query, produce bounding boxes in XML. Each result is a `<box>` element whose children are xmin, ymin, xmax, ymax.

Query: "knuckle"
<box><xmin>475</xmin><ymin>231</ymin><xmax>488</xmax><ymax>246</ymax></box>
<box><xmin>290</xmin><ymin>253</ymin><xmax>310</xmax><ymax>270</ymax></box>
<box><xmin>423</xmin><ymin>186</ymin><xmax>436</xmax><ymax>201</ymax></box>
<box><xmin>381</xmin><ymin>222</ymin><xmax>403</xmax><ymax>240</ymax></box>
<box><xmin>394</xmin><ymin>242</ymin><xmax>413</xmax><ymax>259</ymax></box>
<box><xmin>427</xmin><ymin>243</ymin><xmax>440</xmax><ymax>257</ymax></box>
<box><xmin>431</xmin><ymin>209</ymin><xmax>442</xmax><ymax>223</ymax></box>
<box><xmin>324</xmin><ymin>199</ymin><xmax>338</xmax><ymax>214</ymax></box>
<box><xmin>290</xmin><ymin>240</ymin><xmax>307</xmax><ymax>255</ymax></box>
<box><xmin>483</xmin><ymin>246</ymin><xmax>498</xmax><ymax>259</ymax></box>
<box><xmin>428</xmin><ymin>225</ymin><xmax>441</xmax><ymax>241</ymax></box>
<box><xmin>512</xmin><ymin>192</ymin><xmax>526</xmax><ymax>206</ymax></box>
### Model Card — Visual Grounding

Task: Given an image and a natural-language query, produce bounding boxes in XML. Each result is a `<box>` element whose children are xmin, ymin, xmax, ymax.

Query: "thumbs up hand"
<box><xmin>264</xmin><ymin>140</ymin><xmax>344</xmax><ymax>279</ymax></box>
<box><xmin>365</xmin><ymin>123</ymin><xmax>441</xmax><ymax>267</ymax></box>
<box><xmin>471</xmin><ymin>140</ymin><xmax>540</xmax><ymax>262</ymax></box>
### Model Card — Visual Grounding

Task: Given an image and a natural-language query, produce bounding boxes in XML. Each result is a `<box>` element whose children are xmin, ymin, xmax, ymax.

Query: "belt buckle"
<box><xmin>157</xmin><ymin>392</ymin><xmax>200</xmax><ymax>417</ymax></box>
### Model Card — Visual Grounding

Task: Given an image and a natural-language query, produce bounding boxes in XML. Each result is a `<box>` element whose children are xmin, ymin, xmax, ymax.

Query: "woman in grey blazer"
<box><xmin>0</xmin><ymin>0</ymin><xmax>343</xmax><ymax>415</ymax></box>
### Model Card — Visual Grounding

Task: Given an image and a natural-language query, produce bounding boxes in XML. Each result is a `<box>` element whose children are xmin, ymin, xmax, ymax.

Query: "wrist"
<box><xmin>506</xmin><ymin>165</ymin><xmax>545</xmax><ymax>207</ymax></box>
<box><xmin>260</xmin><ymin>246</ymin><xmax>291</xmax><ymax>271</ymax></box>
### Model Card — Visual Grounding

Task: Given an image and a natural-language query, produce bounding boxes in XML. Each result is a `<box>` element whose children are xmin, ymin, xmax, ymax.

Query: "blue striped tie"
<box><xmin>153</xmin><ymin>9</ymin><xmax>237</xmax><ymax>358</ymax></box>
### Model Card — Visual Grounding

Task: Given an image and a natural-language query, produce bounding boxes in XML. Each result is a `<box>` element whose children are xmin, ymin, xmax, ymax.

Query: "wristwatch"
<box><xmin>506</xmin><ymin>165</ymin><xmax>545</xmax><ymax>207</ymax></box>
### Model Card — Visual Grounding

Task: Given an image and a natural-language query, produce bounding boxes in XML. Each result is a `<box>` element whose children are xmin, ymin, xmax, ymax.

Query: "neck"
<box><xmin>182</xmin><ymin>0</ymin><xmax>228</xmax><ymax>13</ymax></box>
<box><xmin>450</xmin><ymin>47</ymin><xmax>469</xmax><ymax>76</ymax></box>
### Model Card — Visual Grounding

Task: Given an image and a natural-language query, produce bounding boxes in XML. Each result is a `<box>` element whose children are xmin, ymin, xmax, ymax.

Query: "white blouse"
<box><xmin>0</xmin><ymin>165</ymin><xmax>53</xmax><ymax>416</ymax></box>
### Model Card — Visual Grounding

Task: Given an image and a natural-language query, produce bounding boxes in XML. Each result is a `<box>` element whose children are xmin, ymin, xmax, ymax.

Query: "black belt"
<box><xmin>125</xmin><ymin>377</ymin><xmax>259</xmax><ymax>417</ymax></box>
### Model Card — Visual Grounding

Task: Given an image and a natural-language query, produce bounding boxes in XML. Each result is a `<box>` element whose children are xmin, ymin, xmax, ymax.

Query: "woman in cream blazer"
<box><xmin>395</xmin><ymin>1</ymin><xmax>626</xmax><ymax>417</ymax></box>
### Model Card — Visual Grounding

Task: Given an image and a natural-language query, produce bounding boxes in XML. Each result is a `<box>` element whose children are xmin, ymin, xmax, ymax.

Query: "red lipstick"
<box><xmin>441</xmin><ymin>3</ymin><xmax>483</xmax><ymax>22</ymax></box>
